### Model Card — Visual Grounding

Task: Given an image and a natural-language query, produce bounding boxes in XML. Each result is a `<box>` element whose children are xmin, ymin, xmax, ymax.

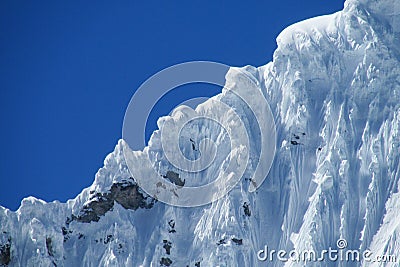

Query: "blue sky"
<box><xmin>0</xmin><ymin>1</ymin><xmax>344</xmax><ymax>211</ymax></box>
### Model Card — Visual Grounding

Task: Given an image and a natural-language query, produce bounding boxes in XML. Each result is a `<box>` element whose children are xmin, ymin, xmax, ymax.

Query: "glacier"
<box><xmin>1</xmin><ymin>0</ymin><xmax>400</xmax><ymax>266</ymax></box>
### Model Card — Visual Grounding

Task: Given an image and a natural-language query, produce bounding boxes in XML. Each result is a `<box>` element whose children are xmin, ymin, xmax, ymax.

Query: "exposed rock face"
<box><xmin>111</xmin><ymin>180</ymin><xmax>156</xmax><ymax>210</ymax></box>
<box><xmin>231</xmin><ymin>238</ymin><xmax>243</xmax><ymax>245</ymax></box>
<box><xmin>75</xmin><ymin>179</ymin><xmax>156</xmax><ymax>223</ymax></box>
<box><xmin>75</xmin><ymin>195</ymin><xmax>114</xmax><ymax>223</ymax></box>
<box><xmin>168</xmin><ymin>219</ymin><xmax>176</xmax><ymax>233</ymax></box>
<box><xmin>160</xmin><ymin>257</ymin><xmax>172</xmax><ymax>266</ymax></box>
<box><xmin>163</xmin><ymin>171</ymin><xmax>185</xmax><ymax>187</ymax></box>
<box><xmin>0</xmin><ymin>238</ymin><xmax>11</xmax><ymax>266</ymax></box>
<box><xmin>243</xmin><ymin>202</ymin><xmax>251</xmax><ymax>217</ymax></box>
<box><xmin>45</xmin><ymin>237</ymin><xmax>54</xmax><ymax>257</ymax></box>
<box><xmin>162</xmin><ymin>240</ymin><xmax>172</xmax><ymax>255</ymax></box>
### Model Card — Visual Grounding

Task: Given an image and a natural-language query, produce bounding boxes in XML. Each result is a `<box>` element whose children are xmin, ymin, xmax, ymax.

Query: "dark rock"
<box><xmin>61</xmin><ymin>227</ymin><xmax>72</xmax><ymax>242</ymax></box>
<box><xmin>104</xmin><ymin>235</ymin><xmax>113</xmax><ymax>244</ymax></box>
<box><xmin>243</xmin><ymin>202</ymin><xmax>251</xmax><ymax>217</ymax></box>
<box><xmin>195</xmin><ymin>261</ymin><xmax>201</xmax><ymax>267</ymax></box>
<box><xmin>163</xmin><ymin>171</ymin><xmax>185</xmax><ymax>187</ymax></box>
<box><xmin>162</xmin><ymin>240</ymin><xmax>172</xmax><ymax>255</ymax></box>
<box><xmin>217</xmin><ymin>238</ymin><xmax>227</xmax><ymax>246</ymax></box>
<box><xmin>65</xmin><ymin>215</ymin><xmax>76</xmax><ymax>226</ymax></box>
<box><xmin>190</xmin><ymin>138</ymin><xmax>197</xmax><ymax>151</ymax></box>
<box><xmin>61</xmin><ymin>227</ymin><xmax>68</xmax><ymax>236</ymax></box>
<box><xmin>290</xmin><ymin>140</ymin><xmax>300</xmax><ymax>145</ymax></box>
<box><xmin>168</xmin><ymin>220</ymin><xmax>176</xmax><ymax>233</ymax></box>
<box><xmin>73</xmin><ymin>179</ymin><xmax>156</xmax><ymax>223</ymax></box>
<box><xmin>75</xmin><ymin>196</ymin><xmax>114</xmax><ymax>223</ymax></box>
<box><xmin>231</xmin><ymin>238</ymin><xmax>243</xmax><ymax>245</ymax></box>
<box><xmin>0</xmin><ymin>239</ymin><xmax>11</xmax><ymax>266</ymax></box>
<box><xmin>111</xmin><ymin>182</ymin><xmax>155</xmax><ymax>210</ymax></box>
<box><xmin>160</xmin><ymin>257</ymin><xmax>172</xmax><ymax>266</ymax></box>
<box><xmin>46</xmin><ymin>237</ymin><xmax>54</xmax><ymax>257</ymax></box>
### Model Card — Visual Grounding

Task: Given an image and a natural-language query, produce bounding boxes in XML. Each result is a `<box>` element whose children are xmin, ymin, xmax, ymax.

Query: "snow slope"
<box><xmin>1</xmin><ymin>0</ymin><xmax>399</xmax><ymax>266</ymax></box>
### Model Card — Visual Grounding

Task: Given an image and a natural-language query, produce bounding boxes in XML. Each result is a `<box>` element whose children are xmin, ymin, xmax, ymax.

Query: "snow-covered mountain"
<box><xmin>1</xmin><ymin>0</ymin><xmax>399</xmax><ymax>265</ymax></box>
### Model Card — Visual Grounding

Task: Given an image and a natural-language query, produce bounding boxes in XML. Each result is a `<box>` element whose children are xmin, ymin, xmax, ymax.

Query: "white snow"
<box><xmin>1</xmin><ymin>0</ymin><xmax>400</xmax><ymax>266</ymax></box>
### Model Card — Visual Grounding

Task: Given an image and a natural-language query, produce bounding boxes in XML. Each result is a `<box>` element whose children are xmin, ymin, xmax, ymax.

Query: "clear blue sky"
<box><xmin>0</xmin><ymin>1</ymin><xmax>344</xmax><ymax>211</ymax></box>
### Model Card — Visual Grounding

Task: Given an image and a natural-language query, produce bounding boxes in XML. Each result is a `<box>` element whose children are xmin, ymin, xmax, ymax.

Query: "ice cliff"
<box><xmin>1</xmin><ymin>0</ymin><xmax>399</xmax><ymax>265</ymax></box>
